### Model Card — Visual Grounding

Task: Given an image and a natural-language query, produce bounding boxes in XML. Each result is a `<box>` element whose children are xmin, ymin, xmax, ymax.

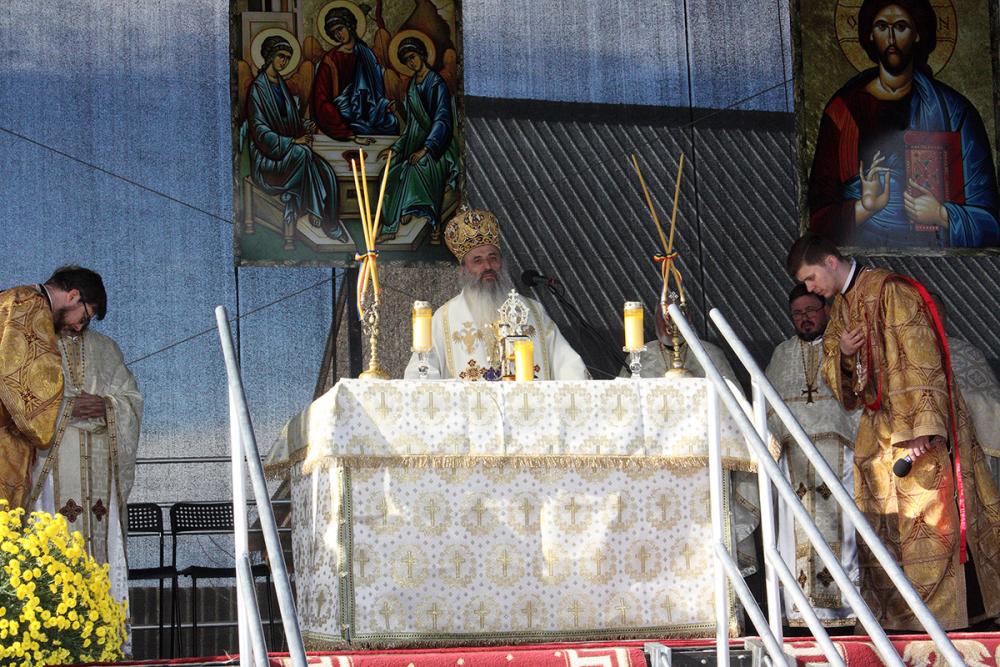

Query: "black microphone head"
<box><xmin>893</xmin><ymin>456</ymin><xmax>913</xmax><ymax>477</ymax></box>
<box><xmin>521</xmin><ymin>269</ymin><xmax>543</xmax><ymax>288</ymax></box>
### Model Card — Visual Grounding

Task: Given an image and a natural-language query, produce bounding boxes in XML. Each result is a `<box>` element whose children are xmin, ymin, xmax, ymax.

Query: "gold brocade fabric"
<box><xmin>0</xmin><ymin>286</ymin><xmax>63</xmax><ymax>508</ymax></box>
<box><xmin>822</xmin><ymin>268</ymin><xmax>1000</xmax><ymax>630</ymax></box>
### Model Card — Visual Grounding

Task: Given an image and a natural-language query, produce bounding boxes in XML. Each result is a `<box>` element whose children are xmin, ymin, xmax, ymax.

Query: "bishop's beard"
<box><xmin>460</xmin><ymin>269</ymin><xmax>515</xmax><ymax>331</ymax></box>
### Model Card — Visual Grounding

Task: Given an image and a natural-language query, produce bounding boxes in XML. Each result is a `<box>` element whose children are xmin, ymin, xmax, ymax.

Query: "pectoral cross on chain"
<box><xmin>802</xmin><ymin>384</ymin><xmax>817</xmax><ymax>404</ymax></box>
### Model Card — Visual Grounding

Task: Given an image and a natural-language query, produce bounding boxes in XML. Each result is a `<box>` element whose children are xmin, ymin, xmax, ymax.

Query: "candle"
<box><xmin>514</xmin><ymin>339</ymin><xmax>534</xmax><ymax>382</ymax></box>
<box><xmin>412</xmin><ymin>301</ymin><xmax>432</xmax><ymax>352</ymax></box>
<box><xmin>624</xmin><ymin>301</ymin><xmax>644</xmax><ymax>352</ymax></box>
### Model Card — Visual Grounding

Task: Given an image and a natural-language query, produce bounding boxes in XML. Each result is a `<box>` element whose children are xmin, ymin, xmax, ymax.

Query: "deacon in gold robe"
<box><xmin>404</xmin><ymin>207</ymin><xmax>588</xmax><ymax>381</ymax></box>
<box><xmin>765</xmin><ymin>284</ymin><xmax>860</xmax><ymax>629</ymax></box>
<box><xmin>0</xmin><ymin>267</ymin><xmax>107</xmax><ymax>508</ymax></box>
<box><xmin>788</xmin><ymin>234</ymin><xmax>1000</xmax><ymax>630</ymax></box>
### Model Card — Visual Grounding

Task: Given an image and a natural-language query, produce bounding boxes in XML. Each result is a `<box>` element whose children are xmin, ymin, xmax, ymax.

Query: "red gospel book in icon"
<box><xmin>904</xmin><ymin>130</ymin><xmax>965</xmax><ymax>233</ymax></box>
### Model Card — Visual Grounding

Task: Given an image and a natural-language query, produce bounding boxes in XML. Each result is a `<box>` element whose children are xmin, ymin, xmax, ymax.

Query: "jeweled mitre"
<box><xmin>443</xmin><ymin>206</ymin><xmax>501</xmax><ymax>262</ymax></box>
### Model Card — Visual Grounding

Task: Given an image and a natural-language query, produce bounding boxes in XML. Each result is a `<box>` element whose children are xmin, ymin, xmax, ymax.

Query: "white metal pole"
<box><xmin>763</xmin><ymin>546</ymin><xmax>845</xmax><ymax>667</ymax></box>
<box><xmin>237</xmin><ymin>554</ymin><xmax>271</xmax><ymax>667</ymax></box>
<box><xmin>751</xmin><ymin>381</ymin><xmax>783</xmax><ymax>643</ymax></box>
<box><xmin>668</xmin><ymin>305</ymin><xmax>904</xmax><ymax>667</ymax></box>
<box><xmin>230</xmin><ymin>383</ymin><xmax>252</xmax><ymax>666</ymax></box>
<box><xmin>708</xmin><ymin>308</ymin><xmax>964</xmax><ymax>667</ymax></box>
<box><xmin>713</xmin><ymin>544</ymin><xmax>787</xmax><ymax>666</ymax></box>
<box><xmin>216</xmin><ymin>306</ymin><xmax>308</xmax><ymax>667</ymax></box>
<box><xmin>706</xmin><ymin>384</ymin><xmax>730</xmax><ymax>667</ymax></box>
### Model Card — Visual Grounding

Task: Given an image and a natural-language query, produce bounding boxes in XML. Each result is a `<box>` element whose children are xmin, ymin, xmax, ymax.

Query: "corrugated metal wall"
<box><xmin>464</xmin><ymin>98</ymin><xmax>1000</xmax><ymax>381</ymax></box>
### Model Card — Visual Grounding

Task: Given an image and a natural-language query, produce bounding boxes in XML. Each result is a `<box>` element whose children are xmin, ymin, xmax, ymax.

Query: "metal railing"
<box><xmin>667</xmin><ymin>304</ymin><xmax>965</xmax><ymax>667</ymax></box>
<box><xmin>216</xmin><ymin>306</ymin><xmax>307</xmax><ymax>667</ymax></box>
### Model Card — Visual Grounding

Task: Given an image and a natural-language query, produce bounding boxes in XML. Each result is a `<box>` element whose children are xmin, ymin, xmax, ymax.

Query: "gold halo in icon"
<box><xmin>318</xmin><ymin>1</ymin><xmax>368</xmax><ymax>47</ymax></box>
<box><xmin>833</xmin><ymin>0</ymin><xmax>956</xmax><ymax>75</ymax></box>
<box><xmin>388</xmin><ymin>29</ymin><xmax>436</xmax><ymax>76</ymax></box>
<box><xmin>250</xmin><ymin>28</ymin><xmax>302</xmax><ymax>76</ymax></box>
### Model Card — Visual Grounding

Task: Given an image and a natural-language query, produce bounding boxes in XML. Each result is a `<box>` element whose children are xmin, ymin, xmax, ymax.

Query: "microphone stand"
<box><xmin>540</xmin><ymin>280</ymin><xmax>626</xmax><ymax>379</ymax></box>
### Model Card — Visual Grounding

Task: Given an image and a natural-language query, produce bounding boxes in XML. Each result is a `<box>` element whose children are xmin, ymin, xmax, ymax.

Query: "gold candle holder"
<box><xmin>662</xmin><ymin>290</ymin><xmax>692</xmax><ymax>378</ymax></box>
<box><xmin>359</xmin><ymin>297</ymin><xmax>391</xmax><ymax>380</ymax></box>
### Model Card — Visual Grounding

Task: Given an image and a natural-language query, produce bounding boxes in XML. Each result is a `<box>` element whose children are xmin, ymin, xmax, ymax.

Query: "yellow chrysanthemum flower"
<box><xmin>0</xmin><ymin>503</ymin><xmax>125</xmax><ymax>665</ymax></box>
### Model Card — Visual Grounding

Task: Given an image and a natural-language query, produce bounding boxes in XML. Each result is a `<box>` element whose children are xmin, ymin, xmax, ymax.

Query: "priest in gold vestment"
<box><xmin>0</xmin><ymin>267</ymin><xmax>107</xmax><ymax>508</ymax></box>
<box><xmin>404</xmin><ymin>207</ymin><xmax>587</xmax><ymax>380</ymax></box>
<box><xmin>789</xmin><ymin>235</ymin><xmax>1000</xmax><ymax>630</ymax></box>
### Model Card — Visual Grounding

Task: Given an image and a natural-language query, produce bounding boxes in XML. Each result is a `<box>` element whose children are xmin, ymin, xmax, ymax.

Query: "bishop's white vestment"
<box><xmin>404</xmin><ymin>291</ymin><xmax>588</xmax><ymax>380</ymax></box>
<box><xmin>30</xmin><ymin>330</ymin><xmax>143</xmax><ymax>614</ymax></box>
<box><xmin>765</xmin><ymin>335</ymin><xmax>860</xmax><ymax>627</ymax></box>
<box><xmin>950</xmin><ymin>337</ymin><xmax>1000</xmax><ymax>483</ymax></box>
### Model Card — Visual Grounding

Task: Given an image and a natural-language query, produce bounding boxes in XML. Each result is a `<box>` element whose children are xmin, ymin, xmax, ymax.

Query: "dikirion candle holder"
<box><xmin>411</xmin><ymin>300</ymin><xmax>433</xmax><ymax>380</ymax></box>
<box><xmin>623</xmin><ymin>301</ymin><xmax>644</xmax><ymax>378</ymax></box>
<box><xmin>350</xmin><ymin>146</ymin><xmax>393</xmax><ymax>380</ymax></box>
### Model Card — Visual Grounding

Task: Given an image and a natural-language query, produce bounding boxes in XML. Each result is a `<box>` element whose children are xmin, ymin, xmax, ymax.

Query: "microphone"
<box><xmin>893</xmin><ymin>454</ymin><xmax>917</xmax><ymax>477</ymax></box>
<box><xmin>521</xmin><ymin>269</ymin><xmax>558</xmax><ymax>289</ymax></box>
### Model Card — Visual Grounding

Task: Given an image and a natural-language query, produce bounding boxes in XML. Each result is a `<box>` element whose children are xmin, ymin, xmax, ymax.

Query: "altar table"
<box><xmin>267</xmin><ymin>378</ymin><xmax>755</xmax><ymax>648</ymax></box>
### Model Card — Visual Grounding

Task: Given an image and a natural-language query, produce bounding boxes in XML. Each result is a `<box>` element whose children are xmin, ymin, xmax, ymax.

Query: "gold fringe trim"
<box><xmin>301</xmin><ymin>622</ymin><xmax>729</xmax><ymax>651</ymax></box>
<box><xmin>299</xmin><ymin>454</ymin><xmax>757</xmax><ymax>476</ymax></box>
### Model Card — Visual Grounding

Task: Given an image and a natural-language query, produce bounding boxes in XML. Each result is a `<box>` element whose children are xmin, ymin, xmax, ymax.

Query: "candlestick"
<box><xmin>623</xmin><ymin>301</ymin><xmax>644</xmax><ymax>352</ymax></box>
<box><xmin>412</xmin><ymin>301</ymin><xmax>432</xmax><ymax>351</ymax></box>
<box><xmin>514</xmin><ymin>339</ymin><xmax>534</xmax><ymax>382</ymax></box>
<box><xmin>411</xmin><ymin>300</ymin><xmax>433</xmax><ymax>380</ymax></box>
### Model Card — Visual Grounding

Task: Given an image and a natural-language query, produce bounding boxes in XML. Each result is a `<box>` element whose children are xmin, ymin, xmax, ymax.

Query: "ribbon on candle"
<box><xmin>653</xmin><ymin>252</ymin><xmax>685</xmax><ymax>303</ymax></box>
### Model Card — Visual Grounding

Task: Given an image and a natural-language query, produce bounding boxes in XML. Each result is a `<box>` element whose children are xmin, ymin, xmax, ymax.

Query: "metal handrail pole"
<box><xmin>706</xmin><ymin>384</ymin><xmax>730</xmax><ymax>666</ymax></box>
<box><xmin>751</xmin><ymin>381</ymin><xmax>783</xmax><ymax>642</ymax></box>
<box><xmin>229</xmin><ymin>383</ymin><xmax>252</xmax><ymax>666</ymax></box>
<box><xmin>668</xmin><ymin>305</ymin><xmax>903</xmax><ymax>667</ymax></box>
<box><xmin>215</xmin><ymin>306</ymin><xmax>307</xmax><ymax>667</ymax></box>
<box><xmin>708</xmin><ymin>308</ymin><xmax>964</xmax><ymax>667</ymax></box>
<box><xmin>713</xmin><ymin>544</ymin><xmax>788</xmax><ymax>666</ymax></box>
<box><xmin>236</xmin><ymin>554</ymin><xmax>270</xmax><ymax>667</ymax></box>
<box><xmin>763</xmin><ymin>545</ymin><xmax>845</xmax><ymax>667</ymax></box>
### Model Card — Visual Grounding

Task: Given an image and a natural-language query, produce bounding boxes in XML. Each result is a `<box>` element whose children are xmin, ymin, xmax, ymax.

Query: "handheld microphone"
<box><xmin>521</xmin><ymin>269</ymin><xmax>557</xmax><ymax>288</ymax></box>
<box><xmin>893</xmin><ymin>454</ymin><xmax>914</xmax><ymax>477</ymax></box>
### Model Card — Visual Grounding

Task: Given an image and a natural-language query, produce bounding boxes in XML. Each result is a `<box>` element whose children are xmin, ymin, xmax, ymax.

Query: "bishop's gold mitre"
<box><xmin>443</xmin><ymin>206</ymin><xmax>501</xmax><ymax>262</ymax></box>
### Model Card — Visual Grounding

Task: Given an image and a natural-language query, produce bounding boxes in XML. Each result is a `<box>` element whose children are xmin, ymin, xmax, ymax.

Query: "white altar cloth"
<box><xmin>267</xmin><ymin>378</ymin><xmax>754</xmax><ymax>648</ymax></box>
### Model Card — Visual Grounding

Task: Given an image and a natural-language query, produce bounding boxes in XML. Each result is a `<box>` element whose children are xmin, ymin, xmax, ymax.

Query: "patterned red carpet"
<box><xmin>72</xmin><ymin>642</ymin><xmax>650</xmax><ymax>667</ymax></box>
<box><xmin>71</xmin><ymin>633</ymin><xmax>1000</xmax><ymax>666</ymax></box>
<box><xmin>785</xmin><ymin>632</ymin><xmax>1000</xmax><ymax>666</ymax></box>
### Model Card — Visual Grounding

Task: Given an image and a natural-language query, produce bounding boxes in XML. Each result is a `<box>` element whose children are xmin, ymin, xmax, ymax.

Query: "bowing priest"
<box><xmin>788</xmin><ymin>234</ymin><xmax>1000</xmax><ymax>630</ymax></box>
<box><xmin>765</xmin><ymin>284</ymin><xmax>860</xmax><ymax>630</ymax></box>
<box><xmin>0</xmin><ymin>266</ymin><xmax>106</xmax><ymax>509</ymax></box>
<box><xmin>30</xmin><ymin>327</ymin><xmax>142</xmax><ymax>620</ymax></box>
<box><xmin>403</xmin><ymin>207</ymin><xmax>587</xmax><ymax>380</ymax></box>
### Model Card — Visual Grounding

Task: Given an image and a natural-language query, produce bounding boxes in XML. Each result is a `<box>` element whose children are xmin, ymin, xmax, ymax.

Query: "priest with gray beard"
<box><xmin>764</xmin><ymin>283</ymin><xmax>860</xmax><ymax>630</ymax></box>
<box><xmin>403</xmin><ymin>207</ymin><xmax>587</xmax><ymax>380</ymax></box>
